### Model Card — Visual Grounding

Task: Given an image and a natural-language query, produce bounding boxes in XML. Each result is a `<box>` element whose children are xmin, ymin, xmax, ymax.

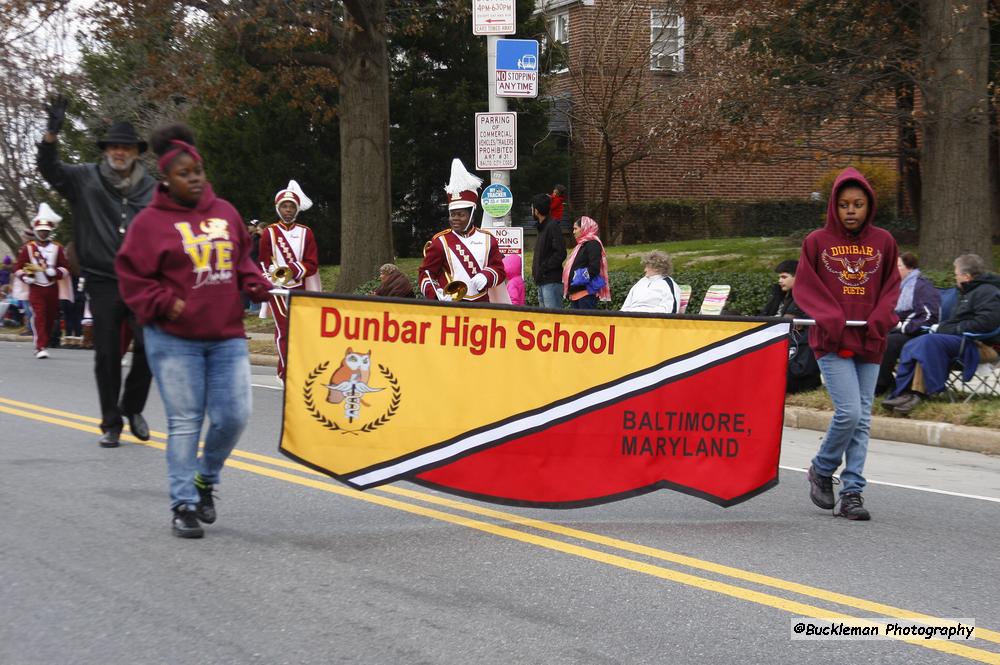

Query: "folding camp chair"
<box><xmin>945</xmin><ymin>326</ymin><xmax>1000</xmax><ymax>402</ymax></box>
<box><xmin>698</xmin><ymin>285</ymin><xmax>731</xmax><ymax>316</ymax></box>
<box><xmin>937</xmin><ymin>287</ymin><xmax>957</xmax><ymax>321</ymax></box>
<box><xmin>677</xmin><ymin>284</ymin><xmax>692</xmax><ymax>314</ymax></box>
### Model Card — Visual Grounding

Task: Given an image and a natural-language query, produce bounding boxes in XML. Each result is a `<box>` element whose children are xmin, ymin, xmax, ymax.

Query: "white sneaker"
<box><xmin>35</xmin><ymin>349</ymin><xmax>50</xmax><ymax>359</ymax></box>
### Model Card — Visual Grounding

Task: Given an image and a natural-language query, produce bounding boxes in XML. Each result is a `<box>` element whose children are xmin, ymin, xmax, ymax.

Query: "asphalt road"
<box><xmin>2</xmin><ymin>340</ymin><xmax>999</xmax><ymax>665</ymax></box>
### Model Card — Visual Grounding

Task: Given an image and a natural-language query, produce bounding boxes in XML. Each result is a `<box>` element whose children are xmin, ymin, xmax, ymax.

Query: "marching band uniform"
<box><xmin>418</xmin><ymin>159</ymin><xmax>506</xmax><ymax>303</ymax></box>
<box><xmin>12</xmin><ymin>204</ymin><xmax>73</xmax><ymax>358</ymax></box>
<box><xmin>258</xmin><ymin>180</ymin><xmax>321</xmax><ymax>380</ymax></box>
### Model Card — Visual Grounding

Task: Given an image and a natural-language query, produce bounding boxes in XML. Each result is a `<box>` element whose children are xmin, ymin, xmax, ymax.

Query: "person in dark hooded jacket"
<box><xmin>373</xmin><ymin>264</ymin><xmax>415</xmax><ymax>298</ymax></box>
<box><xmin>882</xmin><ymin>253</ymin><xmax>1000</xmax><ymax>414</ymax></box>
<box><xmin>794</xmin><ymin>167</ymin><xmax>900</xmax><ymax>521</ymax></box>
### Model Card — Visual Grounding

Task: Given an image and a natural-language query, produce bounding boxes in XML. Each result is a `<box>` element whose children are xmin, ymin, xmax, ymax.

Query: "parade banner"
<box><xmin>278</xmin><ymin>293</ymin><xmax>791</xmax><ymax>507</ymax></box>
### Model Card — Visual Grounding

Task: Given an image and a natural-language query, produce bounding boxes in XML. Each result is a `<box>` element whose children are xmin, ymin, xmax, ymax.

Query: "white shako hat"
<box><xmin>274</xmin><ymin>179</ymin><xmax>313</xmax><ymax>220</ymax></box>
<box><xmin>444</xmin><ymin>158</ymin><xmax>482</xmax><ymax>211</ymax></box>
<box><xmin>32</xmin><ymin>202</ymin><xmax>63</xmax><ymax>231</ymax></box>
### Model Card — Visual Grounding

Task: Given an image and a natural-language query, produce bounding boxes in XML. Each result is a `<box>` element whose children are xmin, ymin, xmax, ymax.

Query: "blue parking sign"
<box><xmin>496</xmin><ymin>39</ymin><xmax>539</xmax><ymax>98</ymax></box>
<box><xmin>496</xmin><ymin>39</ymin><xmax>539</xmax><ymax>71</ymax></box>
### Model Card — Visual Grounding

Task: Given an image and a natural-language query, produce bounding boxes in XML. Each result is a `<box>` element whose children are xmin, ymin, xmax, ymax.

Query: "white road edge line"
<box><xmin>780</xmin><ymin>465</ymin><xmax>1000</xmax><ymax>503</ymax></box>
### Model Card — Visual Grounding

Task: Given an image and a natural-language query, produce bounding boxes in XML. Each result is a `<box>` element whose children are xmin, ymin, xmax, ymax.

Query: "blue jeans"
<box><xmin>144</xmin><ymin>325</ymin><xmax>252</xmax><ymax>509</ymax></box>
<box><xmin>811</xmin><ymin>354</ymin><xmax>879</xmax><ymax>495</ymax></box>
<box><xmin>537</xmin><ymin>282</ymin><xmax>564</xmax><ymax>310</ymax></box>
<box><xmin>570</xmin><ymin>293</ymin><xmax>598</xmax><ymax>309</ymax></box>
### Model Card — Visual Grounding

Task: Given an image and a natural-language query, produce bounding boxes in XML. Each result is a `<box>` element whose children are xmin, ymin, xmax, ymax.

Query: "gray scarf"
<box><xmin>896</xmin><ymin>268</ymin><xmax>920</xmax><ymax>313</ymax></box>
<box><xmin>99</xmin><ymin>158</ymin><xmax>147</xmax><ymax>196</ymax></box>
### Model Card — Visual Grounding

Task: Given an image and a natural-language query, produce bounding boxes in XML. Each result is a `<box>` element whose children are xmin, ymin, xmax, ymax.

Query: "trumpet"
<box><xmin>443</xmin><ymin>280</ymin><xmax>468</xmax><ymax>301</ymax></box>
<box><xmin>423</xmin><ymin>270</ymin><xmax>467</xmax><ymax>302</ymax></box>
<box><xmin>266</xmin><ymin>264</ymin><xmax>293</xmax><ymax>286</ymax></box>
<box><xmin>21</xmin><ymin>263</ymin><xmax>43</xmax><ymax>275</ymax></box>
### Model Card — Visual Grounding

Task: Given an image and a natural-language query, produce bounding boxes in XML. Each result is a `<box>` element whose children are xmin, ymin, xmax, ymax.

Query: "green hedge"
<box><xmin>608</xmin><ymin>197</ymin><xmax>902</xmax><ymax>243</ymax></box>
<box><xmin>354</xmin><ymin>270</ymin><xmax>777</xmax><ymax>315</ymax></box>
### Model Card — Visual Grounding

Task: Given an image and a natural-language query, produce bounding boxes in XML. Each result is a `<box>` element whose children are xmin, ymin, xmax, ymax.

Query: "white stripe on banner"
<box><xmin>347</xmin><ymin>322</ymin><xmax>790</xmax><ymax>488</ymax></box>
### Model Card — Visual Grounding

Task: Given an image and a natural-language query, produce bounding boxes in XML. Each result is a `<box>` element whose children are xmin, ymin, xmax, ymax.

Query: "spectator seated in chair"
<box><xmin>874</xmin><ymin>252</ymin><xmax>940</xmax><ymax>395</ymax></box>
<box><xmin>882</xmin><ymin>254</ymin><xmax>1000</xmax><ymax>414</ymax></box>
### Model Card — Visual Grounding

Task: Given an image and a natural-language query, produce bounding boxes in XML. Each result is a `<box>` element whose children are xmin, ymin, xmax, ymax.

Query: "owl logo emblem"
<box><xmin>303</xmin><ymin>350</ymin><xmax>401</xmax><ymax>434</ymax></box>
<box><xmin>822</xmin><ymin>250</ymin><xmax>882</xmax><ymax>286</ymax></box>
<box><xmin>325</xmin><ymin>348</ymin><xmax>384</xmax><ymax>422</ymax></box>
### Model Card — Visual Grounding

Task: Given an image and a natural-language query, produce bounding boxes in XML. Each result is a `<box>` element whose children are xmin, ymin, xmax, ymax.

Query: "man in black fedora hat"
<box><xmin>37</xmin><ymin>94</ymin><xmax>156</xmax><ymax>448</ymax></box>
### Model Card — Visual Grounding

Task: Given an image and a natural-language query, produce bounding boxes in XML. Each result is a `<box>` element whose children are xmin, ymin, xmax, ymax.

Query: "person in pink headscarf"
<box><xmin>561</xmin><ymin>216</ymin><xmax>611</xmax><ymax>309</ymax></box>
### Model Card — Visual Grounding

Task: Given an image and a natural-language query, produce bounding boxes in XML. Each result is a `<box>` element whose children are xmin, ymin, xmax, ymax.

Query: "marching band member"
<box><xmin>419</xmin><ymin>159</ymin><xmax>506</xmax><ymax>303</ymax></box>
<box><xmin>13</xmin><ymin>203</ymin><xmax>73</xmax><ymax>358</ymax></box>
<box><xmin>258</xmin><ymin>179</ymin><xmax>321</xmax><ymax>381</ymax></box>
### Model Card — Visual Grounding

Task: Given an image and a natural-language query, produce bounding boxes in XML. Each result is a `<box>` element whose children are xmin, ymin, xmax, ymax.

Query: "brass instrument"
<box><xmin>21</xmin><ymin>263</ymin><xmax>43</xmax><ymax>275</ymax></box>
<box><xmin>268</xmin><ymin>265</ymin><xmax>292</xmax><ymax>286</ymax></box>
<box><xmin>423</xmin><ymin>270</ymin><xmax>467</xmax><ymax>301</ymax></box>
<box><xmin>443</xmin><ymin>280</ymin><xmax>468</xmax><ymax>301</ymax></box>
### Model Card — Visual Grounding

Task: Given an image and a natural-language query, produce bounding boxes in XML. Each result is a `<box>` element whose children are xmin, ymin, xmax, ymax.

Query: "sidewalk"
<box><xmin>5</xmin><ymin>331</ymin><xmax>999</xmax><ymax>455</ymax></box>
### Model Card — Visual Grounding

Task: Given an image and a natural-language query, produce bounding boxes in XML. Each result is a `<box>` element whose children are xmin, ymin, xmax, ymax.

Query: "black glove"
<box><xmin>44</xmin><ymin>94</ymin><xmax>68</xmax><ymax>134</ymax></box>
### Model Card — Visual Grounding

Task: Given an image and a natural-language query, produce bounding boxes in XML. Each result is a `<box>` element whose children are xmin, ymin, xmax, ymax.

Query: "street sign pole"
<box><xmin>486</xmin><ymin>34</ymin><xmax>511</xmax><ymax>228</ymax></box>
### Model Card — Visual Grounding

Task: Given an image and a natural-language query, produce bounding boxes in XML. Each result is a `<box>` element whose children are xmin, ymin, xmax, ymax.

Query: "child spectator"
<box><xmin>550</xmin><ymin>184</ymin><xmax>567</xmax><ymax>228</ymax></box>
<box><xmin>621</xmin><ymin>250</ymin><xmax>680</xmax><ymax>313</ymax></box>
<box><xmin>502</xmin><ymin>254</ymin><xmax>525</xmax><ymax>305</ymax></box>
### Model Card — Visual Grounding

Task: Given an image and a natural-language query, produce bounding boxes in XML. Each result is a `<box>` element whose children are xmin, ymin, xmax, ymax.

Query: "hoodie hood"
<box><xmin>825</xmin><ymin>167</ymin><xmax>877</xmax><ymax>239</ymax></box>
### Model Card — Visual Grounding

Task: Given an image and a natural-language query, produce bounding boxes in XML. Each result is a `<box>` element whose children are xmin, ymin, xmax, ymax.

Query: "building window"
<box><xmin>547</xmin><ymin>11</ymin><xmax>569</xmax><ymax>46</ymax></box>
<box><xmin>650</xmin><ymin>10</ymin><xmax>684</xmax><ymax>72</ymax></box>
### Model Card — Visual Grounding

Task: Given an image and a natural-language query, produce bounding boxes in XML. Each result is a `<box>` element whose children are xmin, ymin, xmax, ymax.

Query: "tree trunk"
<box><xmin>600</xmin><ymin>134</ymin><xmax>613</xmax><ymax>243</ymax></box>
<box><xmin>990</xmin><ymin>105</ymin><xmax>1000</xmax><ymax>239</ymax></box>
<box><xmin>917</xmin><ymin>0</ymin><xmax>993</xmax><ymax>269</ymax></box>
<box><xmin>335</xmin><ymin>2</ymin><xmax>394</xmax><ymax>292</ymax></box>
<box><xmin>895</xmin><ymin>80</ymin><xmax>921</xmax><ymax>228</ymax></box>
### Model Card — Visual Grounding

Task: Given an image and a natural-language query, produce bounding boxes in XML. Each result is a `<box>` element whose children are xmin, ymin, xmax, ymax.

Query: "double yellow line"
<box><xmin>2</xmin><ymin>395</ymin><xmax>999</xmax><ymax>663</ymax></box>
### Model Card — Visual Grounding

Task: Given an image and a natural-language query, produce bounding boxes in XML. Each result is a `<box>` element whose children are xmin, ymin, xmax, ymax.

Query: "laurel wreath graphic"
<box><xmin>360</xmin><ymin>365</ymin><xmax>401</xmax><ymax>433</ymax></box>
<box><xmin>303</xmin><ymin>361</ymin><xmax>401</xmax><ymax>435</ymax></box>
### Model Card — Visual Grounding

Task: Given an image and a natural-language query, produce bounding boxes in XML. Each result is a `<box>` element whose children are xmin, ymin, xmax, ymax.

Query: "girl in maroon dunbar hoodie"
<box><xmin>794</xmin><ymin>168</ymin><xmax>900</xmax><ymax>521</ymax></box>
<box><xmin>116</xmin><ymin>123</ymin><xmax>271</xmax><ymax>539</ymax></box>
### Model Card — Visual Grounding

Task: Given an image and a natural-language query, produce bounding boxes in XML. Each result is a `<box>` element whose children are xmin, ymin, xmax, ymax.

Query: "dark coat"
<box><xmin>937</xmin><ymin>273</ymin><xmax>1000</xmax><ymax>341</ymax></box>
<box><xmin>374</xmin><ymin>271</ymin><xmax>415</xmax><ymax>298</ymax></box>
<box><xmin>531</xmin><ymin>216</ymin><xmax>566</xmax><ymax>285</ymax></box>
<box><xmin>37</xmin><ymin>140</ymin><xmax>155</xmax><ymax>282</ymax></box>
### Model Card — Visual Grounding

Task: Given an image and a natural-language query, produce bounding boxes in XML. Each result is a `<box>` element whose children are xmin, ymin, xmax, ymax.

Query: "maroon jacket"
<box><xmin>116</xmin><ymin>183</ymin><xmax>271</xmax><ymax>340</ymax></box>
<box><xmin>794</xmin><ymin>168</ymin><xmax>901</xmax><ymax>363</ymax></box>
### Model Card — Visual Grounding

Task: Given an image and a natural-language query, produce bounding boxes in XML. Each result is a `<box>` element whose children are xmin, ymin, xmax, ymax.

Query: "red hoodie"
<box><xmin>794</xmin><ymin>168</ymin><xmax>901</xmax><ymax>363</ymax></box>
<box><xmin>116</xmin><ymin>183</ymin><xmax>271</xmax><ymax>340</ymax></box>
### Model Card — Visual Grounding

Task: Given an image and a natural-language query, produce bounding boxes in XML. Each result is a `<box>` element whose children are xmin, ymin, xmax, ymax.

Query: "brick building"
<box><xmin>535</xmin><ymin>0</ymin><xmax>900</xmax><ymax>240</ymax></box>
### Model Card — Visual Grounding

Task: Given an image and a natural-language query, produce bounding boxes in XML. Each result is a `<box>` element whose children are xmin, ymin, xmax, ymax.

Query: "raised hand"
<box><xmin>44</xmin><ymin>94</ymin><xmax>68</xmax><ymax>134</ymax></box>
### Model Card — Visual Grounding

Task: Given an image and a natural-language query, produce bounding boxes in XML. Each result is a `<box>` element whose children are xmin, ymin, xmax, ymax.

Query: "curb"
<box><xmin>784</xmin><ymin>406</ymin><xmax>1000</xmax><ymax>456</ymax></box>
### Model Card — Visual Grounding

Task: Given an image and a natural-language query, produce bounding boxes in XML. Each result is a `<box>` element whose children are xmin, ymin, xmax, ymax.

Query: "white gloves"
<box><xmin>45</xmin><ymin>267</ymin><xmax>57</xmax><ymax>277</ymax></box>
<box><xmin>470</xmin><ymin>273</ymin><xmax>488</xmax><ymax>293</ymax></box>
<box><xmin>22</xmin><ymin>275</ymin><xmax>35</xmax><ymax>285</ymax></box>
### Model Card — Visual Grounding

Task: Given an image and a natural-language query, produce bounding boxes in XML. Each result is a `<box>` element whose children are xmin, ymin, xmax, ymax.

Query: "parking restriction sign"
<box><xmin>475</xmin><ymin>112</ymin><xmax>517</xmax><ymax>171</ymax></box>
<box><xmin>473</xmin><ymin>0</ymin><xmax>516</xmax><ymax>35</ymax></box>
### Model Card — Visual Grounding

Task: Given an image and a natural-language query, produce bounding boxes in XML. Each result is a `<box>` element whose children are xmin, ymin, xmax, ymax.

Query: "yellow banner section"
<box><xmin>282</xmin><ymin>294</ymin><xmax>763</xmax><ymax>475</ymax></box>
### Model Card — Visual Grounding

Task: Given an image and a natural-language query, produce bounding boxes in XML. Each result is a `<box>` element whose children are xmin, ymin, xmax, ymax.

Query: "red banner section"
<box><xmin>415</xmin><ymin>338</ymin><xmax>787</xmax><ymax>507</ymax></box>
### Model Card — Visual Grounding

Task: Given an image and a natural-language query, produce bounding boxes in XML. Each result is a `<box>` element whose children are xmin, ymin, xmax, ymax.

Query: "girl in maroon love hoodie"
<box><xmin>116</xmin><ymin>122</ymin><xmax>271</xmax><ymax>539</ymax></box>
<box><xmin>794</xmin><ymin>167</ymin><xmax>900</xmax><ymax>521</ymax></box>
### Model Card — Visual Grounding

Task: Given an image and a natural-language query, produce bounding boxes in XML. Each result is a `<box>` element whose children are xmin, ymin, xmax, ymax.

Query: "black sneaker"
<box><xmin>837</xmin><ymin>493</ymin><xmax>871</xmax><ymax>521</ymax></box>
<box><xmin>194</xmin><ymin>474</ymin><xmax>217</xmax><ymax>524</ymax></box>
<box><xmin>172</xmin><ymin>506</ymin><xmax>205</xmax><ymax>538</ymax></box>
<box><xmin>807</xmin><ymin>464</ymin><xmax>835</xmax><ymax>510</ymax></box>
